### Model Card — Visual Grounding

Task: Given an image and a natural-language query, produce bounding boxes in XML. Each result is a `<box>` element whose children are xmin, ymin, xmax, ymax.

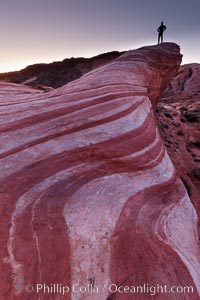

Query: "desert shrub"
<box><xmin>190</xmin><ymin>138</ymin><xmax>200</xmax><ymax>149</ymax></box>
<box><xmin>164</xmin><ymin>112</ymin><xmax>173</xmax><ymax>119</ymax></box>
<box><xmin>177</xmin><ymin>130</ymin><xmax>185</xmax><ymax>136</ymax></box>
<box><xmin>180</xmin><ymin>106</ymin><xmax>187</xmax><ymax>112</ymax></box>
<box><xmin>184</xmin><ymin>110</ymin><xmax>200</xmax><ymax>123</ymax></box>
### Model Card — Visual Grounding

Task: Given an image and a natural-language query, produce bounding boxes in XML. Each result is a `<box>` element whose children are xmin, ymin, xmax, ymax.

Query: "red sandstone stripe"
<box><xmin>0</xmin><ymin>91</ymin><xmax>138</xmax><ymax>133</ymax></box>
<box><xmin>0</xmin><ymin>98</ymin><xmax>149</xmax><ymax>158</ymax></box>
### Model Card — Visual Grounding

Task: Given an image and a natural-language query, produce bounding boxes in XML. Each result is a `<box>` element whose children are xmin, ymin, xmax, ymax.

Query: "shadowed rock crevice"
<box><xmin>180</xmin><ymin>67</ymin><xmax>193</xmax><ymax>92</ymax></box>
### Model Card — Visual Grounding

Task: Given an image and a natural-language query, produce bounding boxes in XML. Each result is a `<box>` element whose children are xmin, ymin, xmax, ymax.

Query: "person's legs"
<box><xmin>161</xmin><ymin>34</ymin><xmax>163</xmax><ymax>43</ymax></box>
<box><xmin>158</xmin><ymin>33</ymin><xmax>160</xmax><ymax>44</ymax></box>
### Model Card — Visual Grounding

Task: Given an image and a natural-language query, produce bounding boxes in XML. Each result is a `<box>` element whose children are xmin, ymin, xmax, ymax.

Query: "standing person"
<box><xmin>157</xmin><ymin>21</ymin><xmax>167</xmax><ymax>44</ymax></box>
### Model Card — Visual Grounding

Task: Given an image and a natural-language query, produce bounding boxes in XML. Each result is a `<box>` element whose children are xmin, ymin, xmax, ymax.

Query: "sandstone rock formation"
<box><xmin>156</xmin><ymin>63</ymin><xmax>200</xmax><ymax>232</ymax></box>
<box><xmin>1</xmin><ymin>43</ymin><xmax>200</xmax><ymax>300</ymax></box>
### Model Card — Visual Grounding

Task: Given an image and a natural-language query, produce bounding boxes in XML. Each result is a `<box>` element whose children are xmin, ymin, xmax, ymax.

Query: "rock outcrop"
<box><xmin>162</xmin><ymin>63</ymin><xmax>200</xmax><ymax>97</ymax></box>
<box><xmin>156</xmin><ymin>63</ymin><xmax>200</xmax><ymax>233</ymax></box>
<box><xmin>1</xmin><ymin>43</ymin><xmax>200</xmax><ymax>300</ymax></box>
<box><xmin>0</xmin><ymin>51</ymin><xmax>123</xmax><ymax>88</ymax></box>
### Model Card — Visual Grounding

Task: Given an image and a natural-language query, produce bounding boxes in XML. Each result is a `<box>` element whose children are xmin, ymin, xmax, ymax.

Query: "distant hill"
<box><xmin>0</xmin><ymin>51</ymin><xmax>123</xmax><ymax>88</ymax></box>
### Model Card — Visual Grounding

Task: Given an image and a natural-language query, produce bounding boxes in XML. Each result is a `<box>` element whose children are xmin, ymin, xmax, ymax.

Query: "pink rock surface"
<box><xmin>0</xmin><ymin>43</ymin><xmax>200</xmax><ymax>300</ymax></box>
<box><xmin>163</xmin><ymin>63</ymin><xmax>200</xmax><ymax>97</ymax></box>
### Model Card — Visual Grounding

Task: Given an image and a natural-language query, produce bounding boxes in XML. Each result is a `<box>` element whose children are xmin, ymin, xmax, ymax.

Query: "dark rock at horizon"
<box><xmin>0</xmin><ymin>51</ymin><xmax>123</xmax><ymax>88</ymax></box>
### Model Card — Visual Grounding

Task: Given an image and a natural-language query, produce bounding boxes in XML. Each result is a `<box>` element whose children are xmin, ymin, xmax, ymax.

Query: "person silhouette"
<box><xmin>157</xmin><ymin>21</ymin><xmax>166</xmax><ymax>44</ymax></box>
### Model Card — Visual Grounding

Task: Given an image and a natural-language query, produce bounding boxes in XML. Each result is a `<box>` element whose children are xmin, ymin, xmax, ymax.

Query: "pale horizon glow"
<box><xmin>1</xmin><ymin>43</ymin><xmax>198</xmax><ymax>73</ymax></box>
<box><xmin>0</xmin><ymin>0</ymin><xmax>200</xmax><ymax>73</ymax></box>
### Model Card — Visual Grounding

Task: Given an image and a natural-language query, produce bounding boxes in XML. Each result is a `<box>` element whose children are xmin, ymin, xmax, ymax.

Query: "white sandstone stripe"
<box><xmin>113</xmin><ymin>127</ymin><xmax>160</xmax><ymax>161</ymax></box>
<box><xmin>0</xmin><ymin>90</ymin><xmax>137</xmax><ymax>124</ymax></box>
<box><xmin>161</xmin><ymin>194</ymin><xmax>200</xmax><ymax>294</ymax></box>
<box><xmin>62</xmin><ymin>152</ymin><xmax>177</xmax><ymax>300</ymax></box>
<box><xmin>0</xmin><ymin>96</ymin><xmax>145</xmax><ymax>153</ymax></box>
<box><xmin>4</xmin><ymin>151</ymin><xmax>176</xmax><ymax>297</ymax></box>
<box><xmin>4</xmin><ymin>162</ymin><xmax>102</xmax><ymax>296</ymax></box>
<box><xmin>0</xmin><ymin>98</ymin><xmax>151</xmax><ymax>179</ymax></box>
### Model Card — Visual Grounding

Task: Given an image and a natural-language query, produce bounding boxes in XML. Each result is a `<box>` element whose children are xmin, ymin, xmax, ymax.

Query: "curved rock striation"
<box><xmin>1</xmin><ymin>43</ymin><xmax>200</xmax><ymax>299</ymax></box>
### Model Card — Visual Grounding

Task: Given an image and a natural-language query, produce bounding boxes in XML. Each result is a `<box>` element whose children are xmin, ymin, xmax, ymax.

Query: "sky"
<box><xmin>0</xmin><ymin>0</ymin><xmax>200</xmax><ymax>72</ymax></box>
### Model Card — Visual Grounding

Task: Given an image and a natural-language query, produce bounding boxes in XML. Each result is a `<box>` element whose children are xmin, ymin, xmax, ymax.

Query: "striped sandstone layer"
<box><xmin>1</xmin><ymin>43</ymin><xmax>200</xmax><ymax>300</ymax></box>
